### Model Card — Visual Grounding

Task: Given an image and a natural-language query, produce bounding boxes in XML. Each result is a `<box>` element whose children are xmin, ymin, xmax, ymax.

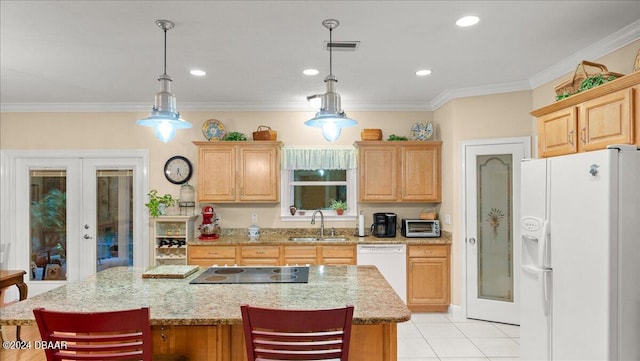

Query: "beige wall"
<box><xmin>0</xmin><ymin>110</ymin><xmax>436</xmax><ymax>230</ymax></box>
<box><xmin>434</xmin><ymin>90</ymin><xmax>534</xmax><ymax>306</ymax></box>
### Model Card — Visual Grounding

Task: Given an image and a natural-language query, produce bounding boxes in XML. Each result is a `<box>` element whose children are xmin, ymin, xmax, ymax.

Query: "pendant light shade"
<box><xmin>305</xmin><ymin>19</ymin><xmax>356</xmax><ymax>142</ymax></box>
<box><xmin>137</xmin><ymin>20</ymin><xmax>192</xmax><ymax>143</ymax></box>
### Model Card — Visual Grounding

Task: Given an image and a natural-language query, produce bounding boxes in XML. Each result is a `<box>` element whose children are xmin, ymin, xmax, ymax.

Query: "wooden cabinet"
<box><xmin>238</xmin><ymin>245</ymin><xmax>280</xmax><ymax>266</ymax></box>
<box><xmin>579</xmin><ymin>88</ymin><xmax>633</xmax><ymax>152</ymax></box>
<box><xmin>355</xmin><ymin>141</ymin><xmax>442</xmax><ymax>202</ymax></box>
<box><xmin>151</xmin><ymin>216</ymin><xmax>197</xmax><ymax>266</ymax></box>
<box><xmin>407</xmin><ymin>244</ymin><xmax>450</xmax><ymax>312</ymax></box>
<box><xmin>194</xmin><ymin>141</ymin><xmax>282</xmax><ymax>203</ymax></box>
<box><xmin>320</xmin><ymin>245</ymin><xmax>357</xmax><ymax>265</ymax></box>
<box><xmin>537</xmin><ymin>107</ymin><xmax>578</xmax><ymax>157</ymax></box>
<box><xmin>188</xmin><ymin>244</ymin><xmax>356</xmax><ymax>267</ymax></box>
<box><xmin>283</xmin><ymin>245</ymin><xmax>318</xmax><ymax>265</ymax></box>
<box><xmin>533</xmin><ymin>72</ymin><xmax>639</xmax><ymax>157</ymax></box>
<box><xmin>188</xmin><ymin>245</ymin><xmax>236</xmax><ymax>267</ymax></box>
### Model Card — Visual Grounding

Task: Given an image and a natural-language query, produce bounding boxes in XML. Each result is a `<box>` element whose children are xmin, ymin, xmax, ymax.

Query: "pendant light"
<box><xmin>137</xmin><ymin>19</ymin><xmax>192</xmax><ymax>143</ymax></box>
<box><xmin>305</xmin><ymin>19</ymin><xmax>356</xmax><ymax>142</ymax></box>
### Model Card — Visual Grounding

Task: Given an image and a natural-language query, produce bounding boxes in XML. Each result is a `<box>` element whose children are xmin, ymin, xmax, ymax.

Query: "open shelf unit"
<box><xmin>152</xmin><ymin>215</ymin><xmax>198</xmax><ymax>266</ymax></box>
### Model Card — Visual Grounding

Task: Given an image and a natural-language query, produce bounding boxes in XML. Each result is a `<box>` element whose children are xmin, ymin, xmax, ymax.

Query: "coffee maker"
<box><xmin>371</xmin><ymin>212</ymin><xmax>397</xmax><ymax>237</ymax></box>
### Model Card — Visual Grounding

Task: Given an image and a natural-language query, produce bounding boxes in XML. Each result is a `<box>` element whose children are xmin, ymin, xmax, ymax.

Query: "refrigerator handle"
<box><xmin>543</xmin><ymin>268</ymin><xmax>551</xmax><ymax>316</ymax></box>
<box><xmin>538</xmin><ymin>220</ymin><xmax>549</xmax><ymax>268</ymax></box>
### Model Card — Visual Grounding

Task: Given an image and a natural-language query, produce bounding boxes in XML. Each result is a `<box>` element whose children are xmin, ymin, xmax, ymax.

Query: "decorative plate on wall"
<box><xmin>202</xmin><ymin>119</ymin><xmax>226</xmax><ymax>141</ymax></box>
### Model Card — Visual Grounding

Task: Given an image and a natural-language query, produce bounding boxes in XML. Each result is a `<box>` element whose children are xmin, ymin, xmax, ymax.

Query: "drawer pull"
<box><xmin>256</xmin><ymin>251</ymin><xmax>265</xmax><ymax>255</ymax></box>
<box><xmin>207</xmin><ymin>252</ymin><xmax>218</xmax><ymax>255</ymax></box>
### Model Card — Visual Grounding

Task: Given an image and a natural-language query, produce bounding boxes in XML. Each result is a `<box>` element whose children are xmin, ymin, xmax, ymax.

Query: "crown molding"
<box><xmin>0</xmin><ymin>101</ymin><xmax>434</xmax><ymax>113</ymax></box>
<box><xmin>430</xmin><ymin>80</ymin><xmax>532</xmax><ymax>110</ymax></box>
<box><xmin>528</xmin><ymin>19</ymin><xmax>640</xmax><ymax>89</ymax></box>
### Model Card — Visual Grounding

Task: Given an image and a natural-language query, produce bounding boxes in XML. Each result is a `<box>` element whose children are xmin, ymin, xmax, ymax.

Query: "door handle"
<box><xmin>83</xmin><ymin>234</ymin><xmax>93</xmax><ymax>239</ymax></box>
<box><xmin>567</xmin><ymin>130</ymin><xmax>574</xmax><ymax>145</ymax></box>
<box><xmin>468</xmin><ymin>237</ymin><xmax>476</xmax><ymax>245</ymax></box>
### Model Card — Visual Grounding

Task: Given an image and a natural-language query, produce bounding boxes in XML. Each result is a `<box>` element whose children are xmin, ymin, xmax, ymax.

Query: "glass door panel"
<box><xmin>29</xmin><ymin>170</ymin><xmax>68</xmax><ymax>281</ymax></box>
<box><xmin>96</xmin><ymin>170</ymin><xmax>133</xmax><ymax>272</ymax></box>
<box><xmin>476</xmin><ymin>154</ymin><xmax>513</xmax><ymax>302</ymax></box>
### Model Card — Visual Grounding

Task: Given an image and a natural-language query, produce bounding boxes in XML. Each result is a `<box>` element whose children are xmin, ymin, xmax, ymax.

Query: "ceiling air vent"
<box><xmin>324</xmin><ymin>41</ymin><xmax>360</xmax><ymax>51</ymax></box>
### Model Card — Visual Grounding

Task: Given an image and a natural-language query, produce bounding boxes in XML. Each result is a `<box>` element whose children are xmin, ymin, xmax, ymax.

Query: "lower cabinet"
<box><xmin>283</xmin><ymin>245</ymin><xmax>318</xmax><ymax>266</ymax></box>
<box><xmin>239</xmin><ymin>245</ymin><xmax>280</xmax><ymax>266</ymax></box>
<box><xmin>188</xmin><ymin>245</ymin><xmax>236</xmax><ymax>267</ymax></box>
<box><xmin>320</xmin><ymin>245</ymin><xmax>356</xmax><ymax>265</ymax></box>
<box><xmin>407</xmin><ymin>244</ymin><xmax>450</xmax><ymax>312</ymax></box>
<box><xmin>188</xmin><ymin>244</ymin><xmax>356</xmax><ymax>266</ymax></box>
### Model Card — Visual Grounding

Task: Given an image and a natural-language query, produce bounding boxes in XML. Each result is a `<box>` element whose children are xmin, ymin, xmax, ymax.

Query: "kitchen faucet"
<box><xmin>311</xmin><ymin>209</ymin><xmax>325</xmax><ymax>238</ymax></box>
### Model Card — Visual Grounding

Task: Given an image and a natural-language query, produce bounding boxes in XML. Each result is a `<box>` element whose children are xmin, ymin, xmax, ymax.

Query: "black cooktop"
<box><xmin>189</xmin><ymin>266</ymin><xmax>309</xmax><ymax>284</ymax></box>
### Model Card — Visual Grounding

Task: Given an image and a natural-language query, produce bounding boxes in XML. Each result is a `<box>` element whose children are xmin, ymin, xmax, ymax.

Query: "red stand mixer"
<box><xmin>198</xmin><ymin>205</ymin><xmax>220</xmax><ymax>240</ymax></box>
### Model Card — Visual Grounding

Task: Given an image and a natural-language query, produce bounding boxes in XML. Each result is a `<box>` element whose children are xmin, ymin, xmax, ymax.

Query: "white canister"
<box><xmin>248</xmin><ymin>224</ymin><xmax>260</xmax><ymax>237</ymax></box>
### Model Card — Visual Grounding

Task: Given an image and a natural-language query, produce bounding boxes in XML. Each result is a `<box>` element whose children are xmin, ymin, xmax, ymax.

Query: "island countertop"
<box><xmin>0</xmin><ymin>265</ymin><xmax>411</xmax><ymax>327</ymax></box>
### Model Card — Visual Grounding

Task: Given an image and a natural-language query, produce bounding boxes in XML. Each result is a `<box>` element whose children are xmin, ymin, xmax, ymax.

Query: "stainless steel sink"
<box><xmin>288</xmin><ymin>237</ymin><xmax>321</xmax><ymax>242</ymax></box>
<box><xmin>322</xmin><ymin>237</ymin><xmax>348</xmax><ymax>242</ymax></box>
<box><xmin>288</xmin><ymin>236</ymin><xmax>347</xmax><ymax>242</ymax></box>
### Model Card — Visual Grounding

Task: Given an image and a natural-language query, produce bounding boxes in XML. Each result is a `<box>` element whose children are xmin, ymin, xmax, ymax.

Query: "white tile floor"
<box><xmin>398</xmin><ymin>312</ymin><xmax>520</xmax><ymax>361</ymax></box>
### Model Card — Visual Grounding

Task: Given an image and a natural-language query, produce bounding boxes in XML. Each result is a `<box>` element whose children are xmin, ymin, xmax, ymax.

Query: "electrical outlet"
<box><xmin>444</xmin><ymin>214</ymin><xmax>451</xmax><ymax>225</ymax></box>
<box><xmin>216</xmin><ymin>213</ymin><xmax>221</xmax><ymax>222</ymax></box>
<box><xmin>252</xmin><ymin>213</ymin><xmax>258</xmax><ymax>223</ymax></box>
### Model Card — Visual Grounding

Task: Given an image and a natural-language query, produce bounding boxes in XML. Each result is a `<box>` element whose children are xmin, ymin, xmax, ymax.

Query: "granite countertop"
<box><xmin>190</xmin><ymin>228</ymin><xmax>452</xmax><ymax>246</ymax></box>
<box><xmin>0</xmin><ymin>265</ymin><xmax>411</xmax><ymax>327</ymax></box>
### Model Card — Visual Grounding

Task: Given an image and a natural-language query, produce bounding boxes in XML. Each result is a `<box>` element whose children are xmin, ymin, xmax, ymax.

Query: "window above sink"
<box><xmin>280</xmin><ymin>147</ymin><xmax>358</xmax><ymax>221</ymax></box>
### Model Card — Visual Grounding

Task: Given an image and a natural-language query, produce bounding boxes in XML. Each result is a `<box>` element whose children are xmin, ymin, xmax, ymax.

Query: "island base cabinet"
<box><xmin>152</xmin><ymin>323</ymin><xmax>399</xmax><ymax>361</ymax></box>
<box><xmin>152</xmin><ymin>325</ymin><xmax>222</xmax><ymax>360</ymax></box>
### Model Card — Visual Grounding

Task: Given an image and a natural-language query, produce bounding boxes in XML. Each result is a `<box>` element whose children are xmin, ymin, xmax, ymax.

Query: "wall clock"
<box><xmin>164</xmin><ymin>156</ymin><xmax>193</xmax><ymax>185</ymax></box>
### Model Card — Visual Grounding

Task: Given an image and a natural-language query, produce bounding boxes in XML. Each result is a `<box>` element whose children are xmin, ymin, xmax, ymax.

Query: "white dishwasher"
<box><xmin>357</xmin><ymin>244</ymin><xmax>407</xmax><ymax>303</ymax></box>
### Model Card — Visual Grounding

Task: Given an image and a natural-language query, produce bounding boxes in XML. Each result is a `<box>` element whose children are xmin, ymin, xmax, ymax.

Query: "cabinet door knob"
<box><xmin>580</xmin><ymin>128</ymin><xmax>587</xmax><ymax>144</ymax></box>
<box><xmin>468</xmin><ymin>237</ymin><xmax>476</xmax><ymax>245</ymax></box>
<box><xmin>567</xmin><ymin>130</ymin><xmax>574</xmax><ymax>145</ymax></box>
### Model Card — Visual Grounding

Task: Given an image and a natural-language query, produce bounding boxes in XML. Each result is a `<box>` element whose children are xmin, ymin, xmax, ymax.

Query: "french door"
<box><xmin>3</xmin><ymin>150</ymin><xmax>148</xmax><ymax>296</ymax></box>
<box><xmin>462</xmin><ymin>137</ymin><xmax>530</xmax><ymax>325</ymax></box>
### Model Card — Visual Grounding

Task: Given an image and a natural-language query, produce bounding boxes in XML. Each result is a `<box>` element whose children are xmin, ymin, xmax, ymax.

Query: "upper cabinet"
<box><xmin>194</xmin><ymin>141</ymin><xmax>282</xmax><ymax>203</ymax></box>
<box><xmin>355</xmin><ymin>141</ymin><xmax>442</xmax><ymax>202</ymax></box>
<box><xmin>532</xmin><ymin>71</ymin><xmax>640</xmax><ymax>158</ymax></box>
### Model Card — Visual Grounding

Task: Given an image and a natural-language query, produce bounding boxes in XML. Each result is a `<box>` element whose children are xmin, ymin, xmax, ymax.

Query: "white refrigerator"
<box><xmin>520</xmin><ymin>146</ymin><xmax>640</xmax><ymax>360</ymax></box>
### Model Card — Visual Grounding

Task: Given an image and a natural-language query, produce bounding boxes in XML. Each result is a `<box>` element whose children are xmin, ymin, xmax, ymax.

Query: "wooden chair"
<box><xmin>33</xmin><ymin>307</ymin><xmax>153</xmax><ymax>361</ymax></box>
<box><xmin>240</xmin><ymin>304</ymin><xmax>354</xmax><ymax>361</ymax></box>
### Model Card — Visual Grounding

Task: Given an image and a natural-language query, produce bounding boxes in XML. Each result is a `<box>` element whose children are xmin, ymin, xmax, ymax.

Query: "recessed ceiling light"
<box><xmin>456</xmin><ymin>15</ymin><xmax>480</xmax><ymax>27</ymax></box>
<box><xmin>190</xmin><ymin>69</ymin><xmax>206</xmax><ymax>76</ymax></box>
<box><xmin>416</xmin><ymin>69</ymin><xmax>432</xmax><ymax>76</ymax></box>
<box><xmin>303</xmin><ymin>68</ymin><xmax>319</xmax><ymax>76</ymax></box>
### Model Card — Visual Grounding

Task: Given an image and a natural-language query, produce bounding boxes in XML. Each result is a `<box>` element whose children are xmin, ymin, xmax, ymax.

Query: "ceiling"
<box><xmin>1</xmin><ymin>1</ymin><xmax>639</xmax><ymax>113</ymax></box>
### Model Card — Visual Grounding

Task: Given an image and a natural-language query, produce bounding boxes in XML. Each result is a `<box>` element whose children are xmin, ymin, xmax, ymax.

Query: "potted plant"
<box><xmin>330</xmin><ymin>200</ymin><xmax>347</xmax><ymax>215</ymax></box>
<box><xmin>145</xmin><ymin>190</ymin><xmax>176</xmax><ymax>217</ymax></box>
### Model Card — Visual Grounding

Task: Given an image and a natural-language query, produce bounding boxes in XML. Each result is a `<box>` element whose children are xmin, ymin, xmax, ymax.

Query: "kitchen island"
<box><xmin>0</xmin><ymin>265</ymin><xmax>410</xmax><ymax>361</ymax></box>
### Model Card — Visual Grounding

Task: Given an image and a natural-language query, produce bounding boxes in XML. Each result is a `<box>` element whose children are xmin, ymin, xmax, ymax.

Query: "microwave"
<box><xmin>401</xmin><ymin>219</ymin><xmax>440</xmax><ymax>238</ymax></box>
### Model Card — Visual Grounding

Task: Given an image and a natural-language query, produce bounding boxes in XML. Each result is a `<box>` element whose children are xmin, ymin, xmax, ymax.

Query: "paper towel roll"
<box><xmin>358</xmin><ymin>214</ymin><xmax>365</xmax><ymax>236</ymax></box>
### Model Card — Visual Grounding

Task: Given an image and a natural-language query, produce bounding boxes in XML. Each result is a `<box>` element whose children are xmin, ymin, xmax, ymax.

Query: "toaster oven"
<box><xmin>401</xmin><ymin>218</ymin><xmax>440</xmax><ymax>238</ymax></box>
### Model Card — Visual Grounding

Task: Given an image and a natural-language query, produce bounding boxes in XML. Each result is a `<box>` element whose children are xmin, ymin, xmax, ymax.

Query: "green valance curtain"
<box><xmin>281</xmin><ymin>147</ymin><xmax>357</xmax><ymax>170</ymax></box>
